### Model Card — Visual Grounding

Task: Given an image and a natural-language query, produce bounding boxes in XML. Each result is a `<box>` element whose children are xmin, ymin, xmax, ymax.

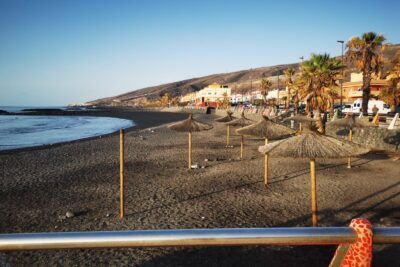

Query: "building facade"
<box><xmin>182</xmin><ymin>83</ymin><xmax>231</xmax><ymax>107</ymax></box>
<box><xmin>180</xmin><ymin>83</ymin><xmax>291</xmax><ymax>106</ymax></box>
<box><xmin>180</xmin><ymin>92</ymin><xmax>196</xmax><ymax>103</ymax></box>
<box><xmin>342</xmin><ymin>73</ymin><xmax>387</xmax><ymax>102</ymax></box>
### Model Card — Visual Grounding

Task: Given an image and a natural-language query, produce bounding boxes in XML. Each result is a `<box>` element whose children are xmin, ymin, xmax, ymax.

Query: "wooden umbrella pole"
<box><xmin>240</xmin><ymin>135</ymin><xmax>244</xmax><ymax>160</ymax></box>
<box><xmin>347</xmin><ymin>128</ymin><xmax>352</xmax><ymax>169</ymax></box>
<box><xmin>119</xmin><ymin>129</ymin><xmax>124</xmax><ymax>219</ymax></box>
<box><xmin>264</xmin><ymin>138</ymin><xmax>269</xmax><ymax>187</ymax></box>
<box><xmin>310</xmin><ymin>158</ymin><xmax>317</xmax><ymax>227</ymax></box>
<box><xmin>188</xmin><ymin>132</ymin><xmax>192</xmax><ymax>169</ymax></box>
<box><xmin>226</xmin><ymin>125</ymin><xmax>230</xmax><ymax>146</ymax></box>
<box><xmin>299</xmin><ymin>122</ymin><xmax>302</xmax><ymax>133</ymax></box>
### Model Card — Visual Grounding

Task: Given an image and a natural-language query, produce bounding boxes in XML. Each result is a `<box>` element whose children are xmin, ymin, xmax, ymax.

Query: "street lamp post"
<box><xmin>277</xmin><ymin>71</ymin><xmax>280</xmax><ymax>106</ymax></box>
<box><xmin>296</xmin><ymin>56</ymin><xmax>304</xmax><ymax>114</ymax></box>
<box><xmin>337</xmin><ymin>40</ymin><xmax>344</xmax><ymax>112</ymax></box>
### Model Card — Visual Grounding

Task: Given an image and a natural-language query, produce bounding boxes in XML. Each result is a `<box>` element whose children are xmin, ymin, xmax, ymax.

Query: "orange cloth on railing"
<box><xmin>330</xmin><ymin>218</ymin><xmax>373</xmax><ymax>267</ymax></box>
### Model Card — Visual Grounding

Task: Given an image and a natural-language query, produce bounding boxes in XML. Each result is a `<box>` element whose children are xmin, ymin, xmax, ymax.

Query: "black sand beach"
<box><xmin>0</xmin><ymin>109</ymin><xmax>399</xmax><ymax>266</ymax></box>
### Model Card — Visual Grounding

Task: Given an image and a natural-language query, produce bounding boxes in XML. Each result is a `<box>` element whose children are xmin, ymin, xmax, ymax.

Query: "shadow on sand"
<box><xmin>126</xmin><ymin>158</ymin><xmax>372</xmax><ymax>218</ymax></box>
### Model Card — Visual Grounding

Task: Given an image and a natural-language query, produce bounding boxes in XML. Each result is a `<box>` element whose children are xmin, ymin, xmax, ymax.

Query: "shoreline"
<box><xmin>0</xmin><ymin>108</ymin><xmax>187</xmax><ymax>155</ymax></box>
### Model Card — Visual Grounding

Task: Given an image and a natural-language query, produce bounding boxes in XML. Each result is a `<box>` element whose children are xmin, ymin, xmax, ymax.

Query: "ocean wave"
<box><xmin>0</xmin><ymin>115</ymin><xmax>135</xmax><ymax>150</ymax></box>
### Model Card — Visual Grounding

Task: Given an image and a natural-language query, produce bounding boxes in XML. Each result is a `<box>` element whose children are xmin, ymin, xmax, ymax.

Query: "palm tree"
<box><xmin>284</xmin><ymin>68</ymin><xmax>296</xmax><ymax>109</ymax></box>
<box><xmin>346</xmin><ymin>32</ymin><xmax>386</xmax><ymax>115</ymax></box>
<box><xmin>291</xmin><ymin>79</ymin><xmax>303</xmax><ymax>114</ymax></box>
<box><xmin>382</xmin><ymin>53</ymin><xmax>400</xmax><ymax>112</ymax></box>
<box><xmin>299</xmin><ymin>53</ymin><xmax>343</xmax><ymax>132</ymax></box>
<box><xmin>260</xmin><ymin>78</ymin><xmax>272</xmax><ymax>106</ymax></box>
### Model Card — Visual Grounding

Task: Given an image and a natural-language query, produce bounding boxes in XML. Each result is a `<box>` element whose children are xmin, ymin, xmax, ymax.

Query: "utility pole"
<box><xmin>297</xmin><ymin>56</ymin><xmax>304</xmax><ymax>114</ymax></box>
<box><xmin>277</xmin><ymin>69</ymin><xmax>280</xmax><ymax>106</ymax></box>
<box><xmin>337</xmin><ymin>40</ymin><xmax>344</xmax><ymax>112</ymax></box>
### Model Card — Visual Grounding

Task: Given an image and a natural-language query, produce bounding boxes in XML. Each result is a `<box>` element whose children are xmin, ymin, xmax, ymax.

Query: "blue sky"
<box><xmin>0</xmin><ymin>0</ymin><xmax>399</xmax><ymax>106</ymax></box>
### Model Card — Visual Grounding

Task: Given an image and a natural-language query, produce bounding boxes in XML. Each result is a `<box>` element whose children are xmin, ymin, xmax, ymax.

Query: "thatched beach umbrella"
<box><xmin>283</xmin><ymin>114</ymin><xmax>315</xmax><ymax>133</ymax></box>
<box><xmin>327</xmin><ymin>114</ymin><xmax>375</xmax><ymax>168</ymax></box>
<box><xmin>236</xmin><ymin>116</ymin><xmax>295</xmax><ymax>187</ymax></box>
<box><xmin>215</xmin><ymin>111</ymin><xmax>237</xmax><ymax>146</ymax></box>
<box><xmin>168</xmin><ymin>114</ymin><xmax>213</xmax><ymax>169</ymax></box>
<box><xmin>225</xmin><ymin>112</ymin><xmax>253</xmax><ymax>159</ymax></box>
<box><xmin>259</xmin><ymin>130</ymin><xmax>369</xmax><ymax>226</ymax></box>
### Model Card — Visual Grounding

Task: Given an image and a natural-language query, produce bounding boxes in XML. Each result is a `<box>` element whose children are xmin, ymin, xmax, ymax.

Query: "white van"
<box><xmin>343</xmin><ymin>99</ymin><xmax>390</xmax><ymax>114</ymax></box>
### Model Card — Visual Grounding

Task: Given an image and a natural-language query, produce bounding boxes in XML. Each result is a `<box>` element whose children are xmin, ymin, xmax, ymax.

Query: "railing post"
<box><xmin>120</xmin><ymin>129</ymin><xmax>124</xmax><ymax>218</ymax></box>
<box><xmin>329</xmin><ymin>218</ymin><xmax>373</xmax><ymax>267</ymax></box>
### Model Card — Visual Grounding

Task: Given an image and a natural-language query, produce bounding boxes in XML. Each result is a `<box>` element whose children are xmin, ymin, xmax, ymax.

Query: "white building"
<box><xmin>194</xmin><ymin>83</ymin><xmax>231</xmax><ymax>107</ymax></box>
<box><xmin>266</xmin><ymin>88</ymin><xmax>288</xmax><ymax>100</ymax></box>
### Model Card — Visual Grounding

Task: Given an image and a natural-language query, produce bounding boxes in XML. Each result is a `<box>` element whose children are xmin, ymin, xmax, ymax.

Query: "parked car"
<box><xmin>344</xmin><ymin>99</ymin><xmax>390</xmax><ymax>114</ymax></box>
<box><xmin>243</xmin><ymin>102</ymin><xmax>253</xmax><ymax>108</ymax></box>
<box><xmin>298</xmin><ymin>104</ymin><xmax>306</xmax><ymax>112</ymax></box>
<box><xmin>340</xmin><ymin>104</ymin><xmax>352</xmax><ymax>113</ymax></box>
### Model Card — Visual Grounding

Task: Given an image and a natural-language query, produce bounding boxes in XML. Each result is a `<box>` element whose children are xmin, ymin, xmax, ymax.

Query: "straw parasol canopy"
<box><xmin>215</xmin><ymin>111</ymin><xmax>237</xmax><ymax>146</ymax></box>
<box><xmin>168</xmin><ymin>114</ymin><xmax>213</xmax><ymax>169</ymax></box>
<box><xmin>327</xmin><ymin>114</ymin><xmax>375</xmax><ymax>130</ymax></box>
<box><xmin>168</xmin><ymin>113</ymin><xmax>212</xmax><ymax>132</ymax></box>
<box><xmin>258</xmin><ymin>130</ymin><xmax>369</xmax><ymax>226</ymax></box>
<box><xmin>236</xmin><ymin>115</ymin><xmax>295</xmax><ymax>187</ymax></box>
<box><xmin>215</xmin><ymin>111</ymin><xmax>237</xmax><ymax>123</ymax></box>
<box><xmin>259</xmin><ymin>131</ymin><xmax>369</xmax><ymax>158</ymax></box>
<box><xmin>225</xmin><ymin>112</ymin><xmax>253</xmax><ymax>159</ymax></box>
<box><xmin>283</xmin><ymin>114</ymin><xmax>315</xmax><ymax>133</ymax></box>
<box><xmin>225</xmin><ymin>111</ymin><xmax>252</xmax><ymax>127</ymax></box>
<box><xmin>283</xmin><ymin>114</ymin><xmax>315</xmax><ymax>123</ymax></box>
<box><xmin>327</xmin><ymin>114</ymin><xmax>376</xmax><ymax>169</ymax></box>
<box><xmin>237</xmin><ymin>115</ymin><xmax>295</xmax><ymax>140</ymax></box>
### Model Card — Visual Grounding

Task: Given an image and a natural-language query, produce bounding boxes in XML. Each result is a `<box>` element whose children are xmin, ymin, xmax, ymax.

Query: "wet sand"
<box><xmin>0</xmin><ymin>109</ymin><xmax>399</xmax><ymax>266</ymax></box>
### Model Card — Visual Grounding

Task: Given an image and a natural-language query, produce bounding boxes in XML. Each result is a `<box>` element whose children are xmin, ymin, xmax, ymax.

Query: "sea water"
<box><xmin>0</xmin><ymin>115</ymin><xmax>135</xmax><ymax>151</ymax></box>
<box><xmin>0</xmin><ymin>106</ymin><xmax>67</xmax><ymax>113</ymax></box>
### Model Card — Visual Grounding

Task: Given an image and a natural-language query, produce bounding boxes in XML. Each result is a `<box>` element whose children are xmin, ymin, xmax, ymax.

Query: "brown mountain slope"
<box><xmin>88</xmin><ymin>44</ymin><xmax>400</xmax><ymax>105</ymax></box>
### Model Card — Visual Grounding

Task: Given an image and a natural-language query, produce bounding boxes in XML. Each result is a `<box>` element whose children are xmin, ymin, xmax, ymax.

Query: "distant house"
<box><xmin>342</xmin><ymin>73</ymin><xmax>387</xmax><ymax>102</ymax></box>
<box><xmin>266</xmin><ymin>88</ymin><xmax>288</xmax><ymax>101</ymax></box>
<box><xmin>193</xmin><ymin>83</ymin><xmax>231</xmax><ymax>107</ymax></box>
<box><xmin>231</xmin><ymin>93</ymin><xmax>251</xmax><ymax>104</ymax></box>
<box><xmin>230</xmin><ymin>93</ymin><xmax>243</xmax><ymax>104</ymax></box>
<box><xmin>180</xmin><ymin>92</ymin><xmax>196</xmax><ymax>103</ymax></box>
<box><xmin>179</xmin><ymin>82</ymin><xmax>292</xmax><ymax>107</ymax></box>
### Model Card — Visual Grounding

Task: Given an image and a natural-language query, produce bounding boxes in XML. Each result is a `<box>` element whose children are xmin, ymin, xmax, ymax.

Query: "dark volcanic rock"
<box><xmin>22</xmin><ymin>108</ymin><xmax>63</xmax><ymax>113</ymax></box>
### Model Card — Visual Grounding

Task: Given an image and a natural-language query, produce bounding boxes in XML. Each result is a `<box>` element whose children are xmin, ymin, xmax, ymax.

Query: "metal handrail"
<box><xmin>372</xmin><ymin>227</ymin><xmax>400</xmax><ymax>244</ymax></box>
<box><xmin>0</xmin><ymin>227</ymin><xmax>399</xmax><ymax>251</ymax></box>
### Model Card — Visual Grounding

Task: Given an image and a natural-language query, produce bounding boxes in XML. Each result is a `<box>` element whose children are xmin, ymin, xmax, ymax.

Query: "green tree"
<box><xmin>260</xmin><ymin>78</ymin><xmax>272</xmax><ymax>106</ymax></box>
<box><xmin>267</xmin><ymin>98</ymin><xmax>277</xmax><ymax>107</ymax></box>
<box><xmin>346</xmin><ymin>32</ymin><xmax>387</xmax><ymax>115</ymax></box>
<box><xmin>382</xmin><ymin>54</ymin><xmax>400</xmax><ymax>112</ymax></box>
<box><xmin>284</xmin><ymin>68</ymin><xmax>295</xmax><ymax>108</ymax></box>
<box><xmin>160</xmin><ymin>93</ymin><xmax>171</xmax><ymax>107</ymax></box>
<box><xmin>299</xmin><ymin>53</ymin><xmax>343</xmax><ymax>132</ymax></box>
<box><xmin>218</xmin><ymin>92</ymin><xmax>231</xmax><ymax>109</ymax></box>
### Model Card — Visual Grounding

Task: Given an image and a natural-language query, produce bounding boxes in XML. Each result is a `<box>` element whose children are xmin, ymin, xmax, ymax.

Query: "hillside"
<box><xmin>88</xmin><ymin>44</ymin><xmax>400</xmax><ymax>106</ymax></box>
